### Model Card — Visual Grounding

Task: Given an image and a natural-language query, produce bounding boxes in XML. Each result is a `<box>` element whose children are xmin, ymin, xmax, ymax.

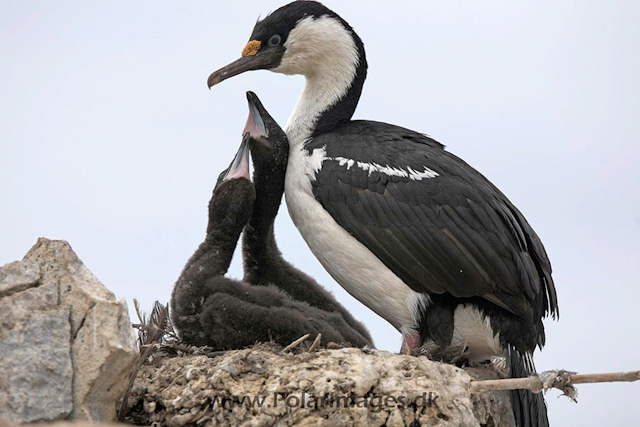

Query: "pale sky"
<box><xmin>1</xmin><ymin>1</ymin><xmax>639</xmax><ymax>425</ymax></box>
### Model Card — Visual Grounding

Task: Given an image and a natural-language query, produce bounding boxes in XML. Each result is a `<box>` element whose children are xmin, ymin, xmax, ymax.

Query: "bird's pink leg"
<box><xmin>400</xmin><ymin>331</ymin><xmax>421</xmax><ymax>355</ymax></box>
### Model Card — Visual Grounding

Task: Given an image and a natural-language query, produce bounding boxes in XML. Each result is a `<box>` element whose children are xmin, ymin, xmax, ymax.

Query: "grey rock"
<box><xmin>23</xmin><ymin>238</ymin><xmax>114</xmax><ymax>335</ymax></box>
<box><xmin>0</xmin><ymin>260</ymin><xmax>40</xmax><ymax>297</ymax></box>
<box><xmin>0</xmin><ymin>306</ymin><xmax>73</xmax><ymax>422</ymax></box>
<box><xmin>0</xmin><ymin>281</ymin><xmax>58</xmax><ymax>339</ymax></box>
<box><xmin>0</xmin><ymin>238</ymin><xmax>138</xmax><ymax>423</ymax></box>
<box><xmin>72</xmin><ymin>300</ymin><xmax>138</xmax><ymax>421</ymax></box>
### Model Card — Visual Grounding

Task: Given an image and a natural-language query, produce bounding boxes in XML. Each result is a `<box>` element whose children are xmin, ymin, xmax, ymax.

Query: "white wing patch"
<box><xmin>308</xmin><ymin>146</ymin><xmax>329</xmax><ymax>174</ymax></box>
<box><xmin>330</xmin><ymin>156</ymin><xmax>439</xmax><ymax>180</ymax></box>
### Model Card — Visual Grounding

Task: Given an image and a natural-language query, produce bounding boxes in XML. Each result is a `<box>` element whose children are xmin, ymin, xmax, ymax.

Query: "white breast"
<box><xmin>284</xmin><ymin>143</ymin><xmax>424</xmax><ymax>334</ymax></box>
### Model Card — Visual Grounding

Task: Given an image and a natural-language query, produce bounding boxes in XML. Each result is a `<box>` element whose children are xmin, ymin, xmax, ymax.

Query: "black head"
<box><xmin>243</xmin><ymin>91</ymin><xmax>289</xmax><ymax>177</ymax></box>
<box><xmin>207</xmin><ymin>1</ymin><xmax>363</xmax><ymax>87</ymax></box>
<box><xmin>208</xmin><ymin>134</ymin><xmax>256</xmax><ymax>233</ymax></box>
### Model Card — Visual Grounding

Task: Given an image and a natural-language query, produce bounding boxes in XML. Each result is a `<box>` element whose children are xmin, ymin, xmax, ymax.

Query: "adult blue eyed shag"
<box><xmin>170</xmin><ymin>92</ymin><xmax>372</xmax><ymax>349</ymax></box>
<box><xmin>207</xmin><ymin>3</ymin><xmax>558</xmax><ymax>426</ymax></box>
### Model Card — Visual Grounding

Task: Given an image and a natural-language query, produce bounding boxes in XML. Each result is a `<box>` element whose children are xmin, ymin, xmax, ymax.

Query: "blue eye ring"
<box><xmin>268</xmin><ymin>34</ymin><xmax>282</xmax><ymax>47</ymax></box>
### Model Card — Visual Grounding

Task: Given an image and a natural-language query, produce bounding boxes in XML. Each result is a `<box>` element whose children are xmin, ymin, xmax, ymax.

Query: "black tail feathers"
<box><xmin>507</xmin><ymin>347</ymin><xmax>550</xmax><ymax>427</ymax></box>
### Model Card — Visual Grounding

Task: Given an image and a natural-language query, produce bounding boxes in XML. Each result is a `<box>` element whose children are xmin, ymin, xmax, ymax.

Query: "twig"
<box><xmin>281</xmin><ymin>334</ymin><xmax>310</xmax><ymax>354</ymax></box>
<box><xmin>470</xmin><ymin>369</ymin><xmax>640</xmax><ymax>402</ymax></box>
<box><xmin>117</xmin><ymin>343</ymin><xmax>158</xmax><ymax>421</ymax></box>
<box><xmin>308</xmin><ymin>334</ymin><xmax>322</xmax><ymax>352</ymax></box>
<box><xmin>133</xmin><ymin>299</ymin><xmax>143</xmax><ymax>329</ymax></box>
<box><xmin>568</xmin><ymin>371</ymin><xmax>640</xmax><ymax>384</ymax></box>
<box><xmin>119</xmin><ymin>300</ymin><xmax>176</xmax><ymax>421</ymax></box>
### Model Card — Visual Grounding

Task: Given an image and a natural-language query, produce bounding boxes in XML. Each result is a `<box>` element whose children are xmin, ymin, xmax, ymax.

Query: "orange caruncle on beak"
<box><xmin>242</xmin><ymin>40</ymin><xmax>261</xmax><ymax>57</ymax></box>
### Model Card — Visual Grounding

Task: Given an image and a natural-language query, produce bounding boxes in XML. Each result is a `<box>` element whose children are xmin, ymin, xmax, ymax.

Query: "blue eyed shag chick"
<box><xmin>170</xmin><ymin>92</ymin><xmax>372</xmax><ymax>349</ymax></box>
<box><xmin>207</xmin><ymin>2</ymin><xmax>558</xmax><ymax>426</ymax></box>
<box><xmin>242</xmin><ymin>91</ymin><xmax>372</xmax><ymax>345</ymax></box>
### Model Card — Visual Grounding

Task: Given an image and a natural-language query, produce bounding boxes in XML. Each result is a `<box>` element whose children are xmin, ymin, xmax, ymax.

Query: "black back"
<box><xmin>307</xmin><ymin>121</ymin><xmax>557</xmax><ymax>341</ymax></box>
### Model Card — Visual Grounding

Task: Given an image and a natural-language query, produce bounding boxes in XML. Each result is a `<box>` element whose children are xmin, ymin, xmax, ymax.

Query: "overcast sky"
<box><xmin>1</xmin><ymin>1</ymin><xmax>639</xmax><ymax>425</ymax></box>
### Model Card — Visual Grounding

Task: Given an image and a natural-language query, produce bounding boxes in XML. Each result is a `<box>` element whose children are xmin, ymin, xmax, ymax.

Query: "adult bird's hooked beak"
<box><xmin>207</xmin><ymin>40</ymin><xmax>284</xmax><ymax>88</ymax></box>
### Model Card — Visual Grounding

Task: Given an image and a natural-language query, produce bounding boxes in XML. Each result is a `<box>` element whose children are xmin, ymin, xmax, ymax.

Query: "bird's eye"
<box><xmin>268</xmin><ymin>34</ymin><xmax>282</xmax><ymax>47</ymax></box>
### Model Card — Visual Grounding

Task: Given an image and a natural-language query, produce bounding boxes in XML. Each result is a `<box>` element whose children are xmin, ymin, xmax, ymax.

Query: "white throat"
<box><xmin>272</xmin><ymin>15</ymin><xmax>360</xmax><ymax>146</ymax></box>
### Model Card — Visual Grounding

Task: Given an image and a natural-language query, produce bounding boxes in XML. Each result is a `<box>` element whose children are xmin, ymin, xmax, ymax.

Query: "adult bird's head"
<box><xmin>207</xmin><ymin>1</ymin><xmax>364</xmax><ymax>86</ymax></box>
<box><xmin>243</xmin><ymin>91</ymin><xmax>289</xmax><ymax>176</ymax></box>
<box><xmin>208</xmin><ymin>1</ymin><xmax>367</xmax><ymax>137</ymax></box>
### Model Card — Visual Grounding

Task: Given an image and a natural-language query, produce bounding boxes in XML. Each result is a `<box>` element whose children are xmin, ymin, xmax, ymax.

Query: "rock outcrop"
<box><xmin>0</xmin><ymin>238</ymin><xmax>138</xmax><ymax>423</ymax></box>
<box><xmin>1</xmin><ymin>239</ymin><xmax>517</xmax><ymax>426</ymax></box>
<box><xmin>124</xmin><ymin>346</ymin><xmax>515</xmax><ymax>427</ymax></box>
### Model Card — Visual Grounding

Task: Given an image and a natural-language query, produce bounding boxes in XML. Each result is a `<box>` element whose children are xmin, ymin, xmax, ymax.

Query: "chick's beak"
<box><xmin>243</xmin><ymin>91</ymin><xmax>268</xmax><ymax>140</ymax></box>
<box><xmin>222</xmin><ymin>134</ymin><xmax>251</xmax><ymax>182</ymax></box>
